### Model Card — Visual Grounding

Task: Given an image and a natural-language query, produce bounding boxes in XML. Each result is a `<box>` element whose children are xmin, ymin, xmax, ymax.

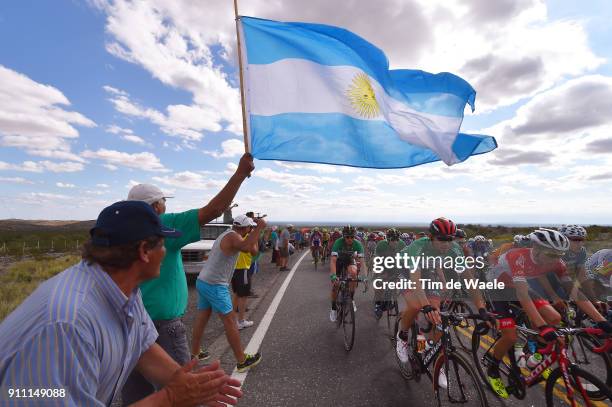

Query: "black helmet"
<box><xmin>455</xmin><ymin>228</ymin><xmax>467</xmax><ymax>239</ymax></box>
<box><xmin>386</xmin><ymin>228</ymin><xmax>400</xmax><ymax>240</ymax></box>
<box><xmin>342</xmin><ymin>225</ymin><xmax>356</xmax><ymax>237</ymax></box>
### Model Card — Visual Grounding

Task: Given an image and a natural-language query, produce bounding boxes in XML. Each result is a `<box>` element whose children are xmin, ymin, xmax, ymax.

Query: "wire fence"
<box><xmin>0</xmin><ymin>240</ymin><xmax>83</xmax><ymax>257</ymax></box>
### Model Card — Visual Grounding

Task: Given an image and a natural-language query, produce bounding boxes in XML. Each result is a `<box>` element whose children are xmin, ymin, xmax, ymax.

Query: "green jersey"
<box><xmin>331</xmin><ymin>238</ymin><xmax>364</xmax><ymax>258</ymax></box>
<box><xmin>401</xmin><ymin>237</ymin><xmax>463</xmax><ymax>275</ymax></box>
<box><xmin>140</xmin><ymin>209</ymin><xmax>201</xmax><ymax>320</ymax></box>
<box><xmin>375</xmin><ymin>239</ymin><xmax>406</xmax><ymax>258</ymax></box>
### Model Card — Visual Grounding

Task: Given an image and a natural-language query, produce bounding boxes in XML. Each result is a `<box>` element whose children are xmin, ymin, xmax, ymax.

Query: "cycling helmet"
<box><xmin>455</xmin><ymin>229</ymin><xmax>467</xmax><ymax>239</ymax></box>
<box><xmin>558</xmin><ymin>225</ymin><xmax>587</xmax><ymax>240</ymax></box>
<box><xmin>429</xmin><ymin>217</ymin><xmax>457</xmax><ymax>237</ymax></box>
<box><xmin>513</xmin><ymin>234</ymin><xmax>524</xmax><ymax>244</ymax></box>
<box><xmin>417</xmin><ymin>232</ymin><xmax>427</xmax><ymax>237</ymax></box>
<box><xmin>386</xmin><ymin>228</ymin><xmax>400</xmax><ymax>240</ymax></box>
<box><xmin>468</xmin><ymin>237</ymin><xmax>474</xmax><ymax>243</ymax></box>
<box><xmin>528</xmin><ymin>228</ymin><xmax>569</xmax><ymax>253</ymax></box>
<box><xmin>400</xmin><ymin>232</ymin><xmax>410</xmax><ymax>239</ymax></box>
<box><xmin>322</xmin><ymin>228</ymin><xmax>328</xmax><ymax>233</ymax></box>
<box><xmin>368</xmin><ymin>232</ymin><xmax>377</xmax><ymax>240</ymax></box>
<box><xmin>342</xmin><ymin>225</ymin><xmax>356</xmax><ymax>237</ymax></box>
<box><xmin>474</xmin><ymin>235</ymin><xmax>486</xmax><ymax>243</ymax></box>
<box><xmin>313</xmin><ymin>227</ymin><xmax>319</xmax><ymax>232</ymax></box>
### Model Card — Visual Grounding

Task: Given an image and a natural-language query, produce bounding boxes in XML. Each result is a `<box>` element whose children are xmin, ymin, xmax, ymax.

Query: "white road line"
<box><xmin>231</xmin><ymin>249</ymin><xmax>310</xmax><ymax>384</ymax></box>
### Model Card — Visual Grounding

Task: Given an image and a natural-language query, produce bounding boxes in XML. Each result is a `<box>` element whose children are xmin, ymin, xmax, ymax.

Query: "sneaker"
<box><xmin>352</xmin><ymin>300</ymin><xmax>357</xmax><ymax>313</ymax></box>
<box><xmin>396</xmin><ymin>332</ymin><xmax>410</xmax><ymax>363</ymax></box>
<box><xmin>238</xmin><ymin>320</ymin><xmax>254</xmax><ymax>330</ymax></box>
<box><xmin>191</xmin><ymin>348</ymin><xmax>210</xmax><ymax>361</ymax></box>
<box><xmin>236</xmin><ymin>353</ymin><xmax>262</xmax><ymax>372</ymax></box>
<box><xmin>438</xmin><ymin>369</ymin><xmax>448</xmax><ymax>389</ymax></box>
<box><xmin>329</xmin><ymin>309</ymin><xmax>337</xmax><ymax>322</ymax></box>
<box><xmin>486</xmin><ymin>362</ymin><xmax>509</xmax><ymax>399</ymax></box>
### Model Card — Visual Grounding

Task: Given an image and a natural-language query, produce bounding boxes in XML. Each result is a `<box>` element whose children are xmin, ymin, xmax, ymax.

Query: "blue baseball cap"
<box><xmin>90</xmin><ymin>201</ymin><xmax>182</xmax><ymax>247</ymax></box>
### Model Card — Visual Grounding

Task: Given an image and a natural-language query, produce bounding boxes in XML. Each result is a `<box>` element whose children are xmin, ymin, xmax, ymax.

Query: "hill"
<box><xmin>0</xmin><ymin>219</ymin><xmax>95</xmax><ymax>232</ymax></box>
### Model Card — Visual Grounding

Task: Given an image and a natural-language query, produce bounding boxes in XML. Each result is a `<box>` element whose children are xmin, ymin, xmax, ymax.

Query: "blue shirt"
<box><xmin>0</xmin><ymin>261</ymin><xmax>158</xmax><ymax>406</ymax></box>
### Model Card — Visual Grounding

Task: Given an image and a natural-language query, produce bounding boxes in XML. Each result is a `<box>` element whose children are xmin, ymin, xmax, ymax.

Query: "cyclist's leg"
<box><xmin>535</xmin><ymin>301</ymin><xmax>562</xmax><ymax>326</ymax></box>
<box><xmin>486</xmin><ymin>301</ymin><xmax>517</xmax><ymax>398</ymax></box>
<box><xmin>347</xmin><ymin>263</ymin><xmax>358</xmax><ymax>294</ymax></box>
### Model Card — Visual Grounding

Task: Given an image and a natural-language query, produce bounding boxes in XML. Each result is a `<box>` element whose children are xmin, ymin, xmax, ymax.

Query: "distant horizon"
<box><xmin>2</xmin><ymin>218</ymin><xmax>610</xmax><ymax>228</ymax></box>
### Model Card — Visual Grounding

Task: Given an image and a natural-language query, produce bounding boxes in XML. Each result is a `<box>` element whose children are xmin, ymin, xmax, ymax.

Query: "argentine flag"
<box><xmin>239</xmin><ymin>17</ymin><xmax>497</xmax><ymax>169</ymax></box>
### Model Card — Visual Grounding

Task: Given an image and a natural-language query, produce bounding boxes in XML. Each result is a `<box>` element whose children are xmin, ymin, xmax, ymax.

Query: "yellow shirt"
<box><xmin>235</xmin><ymin>251</ymin><xmax>252</xmax><ymax>269</ymax></box>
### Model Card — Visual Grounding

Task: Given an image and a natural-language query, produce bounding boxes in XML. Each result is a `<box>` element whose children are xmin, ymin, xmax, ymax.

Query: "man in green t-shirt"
<box><xmin>122</xmin><ymin>153</ymin><xmax>254</xmax><ymax>404</ymax></box>
<box><xmin>329</xmin><ymin>225</ymin><xmax>365</xmax><ymax>322</ymax></box>
<box><xmin>373</xmin><ymin>228</ymin><xmax>406</xmax><ymax>318</ymax></box>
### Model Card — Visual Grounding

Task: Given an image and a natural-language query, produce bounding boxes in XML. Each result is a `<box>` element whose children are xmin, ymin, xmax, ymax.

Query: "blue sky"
<box><xmin>1</xmin><ymin>0</ymin><xmax>611</xmax><ymax>224</ymax></box>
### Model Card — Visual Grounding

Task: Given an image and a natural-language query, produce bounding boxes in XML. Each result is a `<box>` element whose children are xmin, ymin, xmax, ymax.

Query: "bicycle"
<box><xmin>393</xmin><ymin>310</ymin><xmax>489</xmax><ymax>406</ymax></box>
<box><xmin>471</xmin><ymin>319</ymin><xmax>612</xmax><ymax>406</ymax></box>
<box><xmin>312</xmin><ymin>245</ymin><xmax>321</xmax><ymax>271</ymax></box>
<box><xmin>377</xmin><ymin>285</ymin><xmax>400</xmax><ymax>339</ymax></box>
<box><xmin>334</xmin><ymin>274</ymin><xmax>363</xmax><ymax>351</ymax></box>
<box><xmin>321</xmin><ymin>241</ymin><xmax>329</xmax><ymax>264</ymax></box>
<box><xmin>562</xmin><ymin>303</ymin><xmax>612</xmax><ymax>391</ymax></box>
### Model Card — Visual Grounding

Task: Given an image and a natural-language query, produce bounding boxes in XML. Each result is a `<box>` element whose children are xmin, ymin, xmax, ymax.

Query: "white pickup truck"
<box><xmin>181</xmin><ymin>222</ymin><xmax>232</xmax><ymax>281</ymax></box>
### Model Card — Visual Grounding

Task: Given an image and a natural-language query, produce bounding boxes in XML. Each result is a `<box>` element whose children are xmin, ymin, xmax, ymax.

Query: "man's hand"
<box><xmin>422</xmin><ymin>304</ymin><xmax>441</xmax><ymax>325</ymax></box>
<box><xmin>236</xmin><ymin>153</ymin><xmax>255</xmax><ymax>178</ymax></box>
<box><xmin>161</xmin><ymin>359</ymin><xmax>242</xmax><ymax>407</ymax></box>
<box><xmin>254</xmin><ymin>216</ymin><xmax>267</xmax><ymax>229</ymax></box>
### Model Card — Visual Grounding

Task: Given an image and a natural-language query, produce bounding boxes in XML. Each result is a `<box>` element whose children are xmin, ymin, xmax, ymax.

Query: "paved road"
<box><xmin>193</xmin><ymin>250</ymin><xmax>609</xmax><ymax>407</ymax></box>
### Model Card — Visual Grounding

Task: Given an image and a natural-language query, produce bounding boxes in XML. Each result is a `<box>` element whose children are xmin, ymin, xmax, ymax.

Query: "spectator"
<box><xmin>279</xmin><ymin>224</ymin><xmax>293</xmax><ymax>271</ymax></box>
<box><xmin>232</xmin><ymin>218</ymin><xmax>256</xmax><ymax>329</ymax></box>
<box><xmin>191</xmin><ymin>214</ymin><xmax>266</xmax><ymax>372</ymax></box>
<box><xmin>0</xmin><ymin>201</ymin><xmax>242</xmax><ymax>406</ymax></box>
<box><xmin>271</xmin><ymin>226</ymin><xmax>279</xmax><ymax>265</ymax></box>
<box><xmin>122</xmin><ymin>153</ymin><xmax>254</xmax><ymax>404</ymax></box>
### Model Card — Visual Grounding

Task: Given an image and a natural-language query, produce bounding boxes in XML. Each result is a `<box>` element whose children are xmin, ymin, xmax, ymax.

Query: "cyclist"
<box><xmin>331</xmin><ymin>228</ymin><xmax>342</xmax><ymax>246</ymax></box>
<box><xmin>366</xmin><ymin>232</ymin><xmax>378</xmax><ymax>269</ymax></box>
<box><xmin>470</xmin><ymin>235</ymin><xmax>490</xmax><ymax>259</ymax></box>
<box><xmin>584</xmin><ymin>249</ymin><xmax>612</xmax><ymax>313</ymax></box>
<box><xmin>322</xmin><ymin>228</ymin><xmax>331</xmax><ymax>260</ymax></box>
<box><xmin>400</xmin><ymin>232</ymin><xmax>412</xmax><ymax>246</ymax></box>
<box><xmin>395</xmin><ymin>218</ymin><xmax>491</xmax><ymax>388</ymax></box>
<box><xmin>310</xmin><ymin>227</ymin><xmax>323</xmax><ymax>262</ymax></box>
<box><xmin>485</xmin><ymin>229</ymin><xmax>611</xmax><ymax>399</ymax></box>
<box><xmin>489</xmin><ymin>234</ymin><xmax>527</xmax><ymax>266</ymax></box>
<box><xmin>329</xmin><ymin>225</ymin><xmax>365</xmax><ymax>322</ymax></box>
<box><xmin>374</xmin><ymin>228</ymin><xmax>406</xmax><ymax>318</ymax></box>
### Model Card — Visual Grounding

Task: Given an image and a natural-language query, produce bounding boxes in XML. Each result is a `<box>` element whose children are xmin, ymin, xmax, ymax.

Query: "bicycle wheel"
<box><xmin>449</xmin><ymin>300</ymin><xmax>474</xmax><ymax>351</ymax></box>
<box><xmin>393</xmin><ymin>317</ymin><xmax>419</xmax><ymax>380</ymax></box>
<box><xmin>386</xmin><ymin>299</ymin><xmax>399</xmax><ymax>338</ymax></box>
<box><xmin>342</xmin><ymin>296</ymin><xmax>356</xmax><ymax>351</ymax></box>
<box><xmin>545</xmin><ymin>364</ymin><xmax>612</xmax><ymax>407</ymax></box>
<box><xmin>314</xmin><ymin>251</ymin><xmax>318</xmax><ymax>271</ymax></box>
<box><xmin>569</xmin><ymin>332</ymin><xmax>612</xmax><ymax>398</ymax></box>
<box><xmin>470</xmin><ymin>328</ymin><xmax>526</xmax><ymax>400</ymax></box>
<box><xmin>433</xmin><ymin>351</ymin><xmax>489</xmax><ymax>407</ymax></box>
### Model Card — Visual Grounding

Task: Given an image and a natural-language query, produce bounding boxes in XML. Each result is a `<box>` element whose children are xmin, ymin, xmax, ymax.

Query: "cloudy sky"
<box><xmin>1</xmin><ymin>0</ymin><xmax>611</xmax><ymax>224</ymax></box>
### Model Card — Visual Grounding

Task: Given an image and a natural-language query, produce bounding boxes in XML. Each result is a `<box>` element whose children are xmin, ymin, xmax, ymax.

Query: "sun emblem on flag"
<box><xmin>346</xmin><ymin>72</ymin><xmax>380</xmax><ymax>119</ymax></box>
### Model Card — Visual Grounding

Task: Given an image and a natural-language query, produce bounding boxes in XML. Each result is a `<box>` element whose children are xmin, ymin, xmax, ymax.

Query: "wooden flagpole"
<box><xmin>233</xmin><ymin>0</ymin><xmax>250</xmax><ymax>153</ymax></box>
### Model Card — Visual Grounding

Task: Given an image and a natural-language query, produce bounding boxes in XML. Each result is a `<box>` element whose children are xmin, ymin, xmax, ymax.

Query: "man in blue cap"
<box><xmin>0</xmin><ymin>201</ymin><xmax>242</xmax><ymax>406</ymax></box>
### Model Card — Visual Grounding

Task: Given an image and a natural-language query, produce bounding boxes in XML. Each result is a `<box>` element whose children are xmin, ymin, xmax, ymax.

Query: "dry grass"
<box><xmin>0</xmin><ymin>255</ymin><xmax>80</xmax><ymax>321</ymax></box>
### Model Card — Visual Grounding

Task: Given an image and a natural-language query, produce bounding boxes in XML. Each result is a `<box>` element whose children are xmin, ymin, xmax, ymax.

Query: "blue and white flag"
<box><xmin>238</xmin><ymin>17</ymin><xmax>497</xmax><ymax>168</ymax></box>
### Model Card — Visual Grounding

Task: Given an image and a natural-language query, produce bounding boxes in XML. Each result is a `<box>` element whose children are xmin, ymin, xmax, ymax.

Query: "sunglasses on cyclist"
<box><xmin>569</xmin><ymin>238</ymin><xmax>585</xmax><ymax>242</ymax></box>
<box><xmin>434</xmin><ymin>236</ymin><xmax>454</xmax><ymax>242</ymax></box>
<box><xmin>345</xmin><ymin>235</ymin><xmax>355</xmax><ymax>239</ymax></box>
<box><xmin>542</xmin><ymin>251</ymin><xmax>564</xmax><ymax>258</ymax></box>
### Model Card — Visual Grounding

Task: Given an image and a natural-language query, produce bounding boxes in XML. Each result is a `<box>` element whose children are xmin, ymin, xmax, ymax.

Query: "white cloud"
<box><xmin>96</xmin><ymin>183</ymin><xmax>110</xmax><ymax>188</ymax></box>
<box><xmin>254</xmin><ymin>167</ymin><xmax>341</xmax><ymax>186</ymax></box>
<box><xmin>152</xmin><ymin>171</ymin><xmax>226</xmax><ymax>190</ymax></box>
<box><xmin>0</xmin><ymin>65</ymin><xmax>95</xmax><ymax>161</ymax></box>
<box><xmin>497</xmin><ymin>185</ymin><xmax>523</xmax><ymax>195</ymax></box>
<box><xmin>122</xmin><ymin>134</ymin><xmax>147</xmax><ymax>145</ymax></box>
<box><xmin>0</xmin><ymin>176</ymin><xmax>34</xmax><ymax>184</ymax></box>
<box><xmin>203</xmin><ymin>139</ymin><xmax>244</xmax><ymax>158</ymax></box>
<box><xmin>56</xmin><ymin>182</ymin><xmax>76</xmax><ymax>188</ymax></box>
<box><xmin>94</xmin><ymin>0</ymin><xmax>242</xmax><ymax>135</ymax></box>
<box><xmin>81</xmin><ymin>148</ymin><xmax>167</xmax><ymax>171</ymax></box>
<box><xmin>0</xmin><ymin>160</ymin><xmax>84</xmax><ymax>173</ymax></box>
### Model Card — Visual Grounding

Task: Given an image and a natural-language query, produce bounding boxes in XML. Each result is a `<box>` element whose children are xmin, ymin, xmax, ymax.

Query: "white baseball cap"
<box><xmin>128</xmin><ymin>184</ymin><xmax>174</xmax><ymax>205</ymax></box>
<box><xmin>233</xmin><ymin>214</ymin><xmax>257</xmax><ymax>227</ymax></box>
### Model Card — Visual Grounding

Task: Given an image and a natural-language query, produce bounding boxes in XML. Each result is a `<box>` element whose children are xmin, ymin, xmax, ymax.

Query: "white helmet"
<box><xmin>474</xmin><ymin>235</ymin><xmax>486</xmax><ymax>243</ymax></box>
<box><xmin>513</xmin><ymin>234</ymin><xmax>524</xmax><ymax>244</ymax></box>
<box><xmin>558</xmin><ymin>225</ymin><xmax>587</xmax><ymax>240</ymax></box>
<box><xmin>400</xmin><ymin>232</ymin><xmax>410</xmax><ymax>239</ymax></box>
<box><xmin>528</xmin><ymin>228</ymin><xmax>569</xmax><ymax>253</ymax></box>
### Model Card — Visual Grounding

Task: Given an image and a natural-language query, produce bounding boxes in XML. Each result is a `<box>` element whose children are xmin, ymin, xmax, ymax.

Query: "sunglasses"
<box><xmin>435</xmin><ymin>236</ymin><xmax>454</xmax><ymax>242</ymax></box>
<box><xmin>569</xmin><ymin>238</ymin><xmax>585</xmax><ymax>242</ymax></box>
<box><xmin>542</xmin><ymin>251</ymin><xmax>564</xmax><ymax>259</ymax></box>
<box><xmin>345</xmin><ymin>236</ymin><xmax>355</xmax><ymax>239</ymax></box>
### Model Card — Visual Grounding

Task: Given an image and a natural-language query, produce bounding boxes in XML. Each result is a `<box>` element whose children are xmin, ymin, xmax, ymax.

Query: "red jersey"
<box><xmin>491</xmin><ymin>248</ymin><xmax>570</xmax><ymax>287</ymax></box>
